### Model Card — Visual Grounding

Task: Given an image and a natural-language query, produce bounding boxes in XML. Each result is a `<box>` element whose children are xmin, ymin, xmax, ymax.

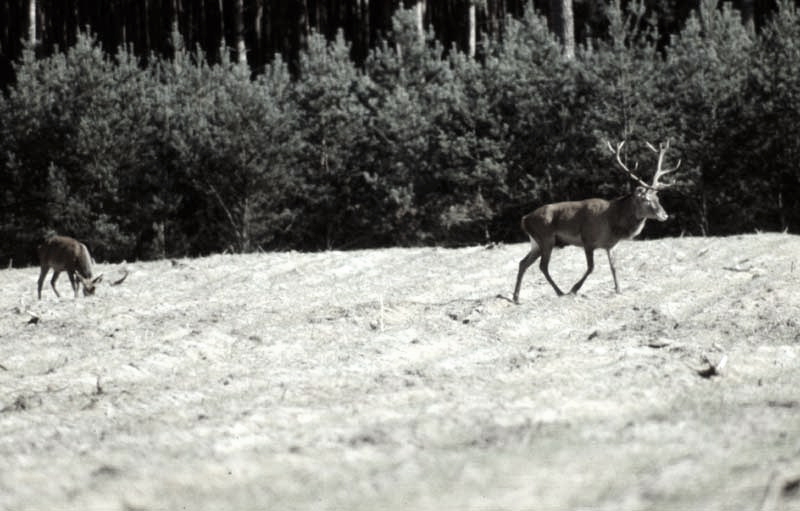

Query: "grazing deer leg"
<box><xmin>50</xmin><ymin>270</ymin><xmax>62</xmax><ymax>298</ymax></box>
<box><xmin>538</xmin><ymin>241</ymin><xmax>565</xmax><ymax>296</ymax></box>
<box><xmin>606</xmin><ymin>249</ymin><xmax>620</xmax><ymax>293</ymax></box>
<box><xmin>569</xmin><ymin>247</ymin><xmax>595</xmax><ymax>294</ymax></box>
<box><xmin>37</xmin><ymin>267</ymin><xmax>48</xmax><ymax>300</ymax></box>
<box><xmin>513</xmin><ymin>243</ymin><xmax>541</xmax><ymax>303</ymax></box>
<box><xmin>67</xmin><ymin>271</ymin><xmax>80</xmax><ymax>298</ymax></box>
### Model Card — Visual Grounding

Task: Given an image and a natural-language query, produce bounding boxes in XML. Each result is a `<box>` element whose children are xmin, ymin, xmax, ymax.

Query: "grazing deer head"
<box><xmin>512</xmin><ymin>140</ymin><xmax>680</xmax><ymax>302</ymax></box>
<box><xmin>37</xmin><ymin>235</ymin><xmax>104</xmax><ymax>299</ymax></box>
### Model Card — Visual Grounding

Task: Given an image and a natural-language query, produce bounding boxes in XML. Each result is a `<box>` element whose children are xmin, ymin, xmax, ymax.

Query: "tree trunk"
<box><xmin>240</xmin><ymin>197</ymin><xmax>252</xmax><ymax>252</ymax></box>
<box><xmin>415</xmin><ymin>0</ymin><xmax>425</xmax><ymax>43</ymax></box>
<box><xmin>740</xmin><ymin>0</ymin><xmax>754</xmax><ymax>29</ymax></box>
<box><xmin>548</xmin><ymin>0</ymin><xmax>574</xmax><ymax>60</ymax></box>
<box><xmin>143</xmin><ymin>0</ymin><xmax>150</xmax><ymax>53</ymax></box>
<box><xmin>218</xmin><ymin>0</ymin><xmax>225</xmax><ymax>50</ymax></box>
<box><xmin>358</xmin><ymin>0</ymin><xmax>370</xmax><ymax>62</ymax></box>
<box><xmin>28</xmin><ymin>0</ymin><xmax>36</xmax><ymax>45</ymax></box>
<box><xmin>235</xmin><ymin>0</ymin><xmax>246</xmax><ymax>65</ymax></box>
<box><xmin>254</xmin><ymin>0</ymin><xmax>263</xmax><ymax>65</ymax></box>
<box><xmin>468</xmin><ymin>1</ymin><xmax>476</xmax><ymax>58</ymax></box>
<box><xmin>172</xmin><ymin>0</ymin><xmax>181</xmax><ymax>34</ymax></box>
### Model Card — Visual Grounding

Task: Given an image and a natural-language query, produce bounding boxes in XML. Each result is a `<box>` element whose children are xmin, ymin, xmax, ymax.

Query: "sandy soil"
<box><xmin>1</xmin><ymin>233</ymin><xmax>799</xmax><ymax>510</ymax></box>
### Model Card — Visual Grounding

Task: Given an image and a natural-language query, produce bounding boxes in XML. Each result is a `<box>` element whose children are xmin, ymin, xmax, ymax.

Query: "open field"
<box><xmin>1</xmin><ymin>233</ymin><xmax>799</xmax><ymax>510</ymax></box>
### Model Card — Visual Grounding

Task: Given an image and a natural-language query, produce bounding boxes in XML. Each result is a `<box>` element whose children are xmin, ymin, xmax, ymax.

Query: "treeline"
<box><xmin>0</xmin><ymin>0</ymin><xmax>784</xmax><ymax>73</ymax></box>
<box><xmin>1</xmin><ymin>1</ymin><xmax>799</xmax><ymax>265</ymax></box>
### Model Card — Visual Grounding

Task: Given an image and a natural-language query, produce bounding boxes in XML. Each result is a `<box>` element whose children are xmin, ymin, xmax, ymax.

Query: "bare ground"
<box><xmin>1</xmin><ymin>233</ymin><xmax>799</xmax><ymax>511</ymax></box>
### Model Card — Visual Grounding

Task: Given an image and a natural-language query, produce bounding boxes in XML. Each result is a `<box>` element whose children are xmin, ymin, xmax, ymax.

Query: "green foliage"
<box><xmin>0</xmin><ymin>34</ymin><xmax>152</xmax><ymax>262</ymax></box>
<box><xmin>291</xmin><ymin>30</ymin><xmax>373</xmax><ymax>249</ymax></box>
<box><xmin>153</xmin><ymin>35</ymin><xmax>298</xmax><ymax>254</ymax></box>
<box><xmin>662</xmin><ymin>0</ymin><xmax>755</xmax><ymax>234</ymax></box>
<box><xmin>737</xmin><ymin>0</ymin><xmax>800</xmax><ymax>232</ymax></box>
<box><xmin>1</xmin><ymin>2</ymin><xmax>798</xmax><ymax>265</ymax></box>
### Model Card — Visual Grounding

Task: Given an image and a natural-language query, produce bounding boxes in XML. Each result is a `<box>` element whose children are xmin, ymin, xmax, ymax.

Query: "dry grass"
<box><xmin>1</xmin><ymin>233</ymin><xmax>799</xmax><ymax>510</ymax></box>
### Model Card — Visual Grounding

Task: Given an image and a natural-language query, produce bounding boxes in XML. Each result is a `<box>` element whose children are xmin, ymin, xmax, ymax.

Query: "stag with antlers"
<box><xmin>36</xmin><ymin>235</ymin><xmax>129</xmax><ymax>299</ymax></box>
<box><xmin>512</xmin><ymin>140</ymin><xmax>681</xmax><ymax>302</ymax></box>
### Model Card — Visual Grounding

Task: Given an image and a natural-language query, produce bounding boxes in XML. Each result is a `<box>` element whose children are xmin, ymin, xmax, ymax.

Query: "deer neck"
<box><xmin>611</xmin><ymin>194</ymin><xmax>647</xmax><ymax>239</ymax></box>
<box><xmin>77</xmin><ymin>244</ymin><xmax>94</xmax><ymax>279</ymax></box>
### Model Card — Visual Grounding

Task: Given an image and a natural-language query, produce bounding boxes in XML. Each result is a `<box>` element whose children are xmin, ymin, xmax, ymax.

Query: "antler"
<box><xmin>606</xmin><ymin>140</ymin><xmax>652</xmax><ymax>189</ymax></box>
<box><xmin>111</xmin><ymin>269</ymin><xmax>129</xmax><ymax>286</ymax></box>
<box><xmin>645</xmin><ymin>141</ymin><xmax>681</xmax><ymax>189</ymax></box>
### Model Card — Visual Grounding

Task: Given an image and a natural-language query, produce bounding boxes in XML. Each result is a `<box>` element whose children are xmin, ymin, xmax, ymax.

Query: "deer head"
<box><xmin>76</xmin><ymin>273</ymin><xmax>104</xmax><ymax>296</ymax></box>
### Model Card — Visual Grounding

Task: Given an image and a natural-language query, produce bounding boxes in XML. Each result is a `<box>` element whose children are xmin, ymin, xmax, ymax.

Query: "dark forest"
<box><xmin>0</xmin><ymin>1</ymin><xmax>783</xmax><ymax>71</ymax></box>
<box><xmin>1</xmin><ymin>1</ymin><xmax>799</xmax><ymax>265</ymax></box>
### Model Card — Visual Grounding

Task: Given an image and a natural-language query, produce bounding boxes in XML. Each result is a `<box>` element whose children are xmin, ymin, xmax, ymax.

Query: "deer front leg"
<box><xmin>606</xmin><ymin>249</ymin><xmax>620</xmax><ymax>293</ymax></box>
<box><xmin>513</xmin><ymin>244</ymin><xmax>541</xmax><ymax>304</ymax></box>
<box><xmin>67</xmin><ymin>271</ymin><xmax>80</xmax><ymax>298</ymax></box>
<box><xmin>37</xmin><ymin>267</ymin><xmax>48</xmax><ymax>300</ymax></box>
<box><xmin>569</xmin><ymin>247</ymin><xmax>595</xmax><ymax>294</ymax></box>
<box><xmin>50</xmin><ymin>270</ymin><xmax>62</xmax><ymax>298</ymax></box>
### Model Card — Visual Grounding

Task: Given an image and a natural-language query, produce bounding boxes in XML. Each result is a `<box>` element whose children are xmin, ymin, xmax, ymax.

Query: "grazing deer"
<box><xmin>512</xmin><ymin>140</ymin><xmax>680</xmax><ymax>302</ymax></box>
<box><xmin>37</xmin><ymin>235</ymin><xmax>103</xmax><ymax>299</ymax></box>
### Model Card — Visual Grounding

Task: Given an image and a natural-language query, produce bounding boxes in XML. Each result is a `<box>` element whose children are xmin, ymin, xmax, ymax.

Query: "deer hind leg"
<box><xmin>606</xmin><ymin>249</ymin><xmax>620</xmax><ymax>293</ymax></box>
<box><xmin>538</xmin><ymin>241</ymin><xmax>565</xmax><ymax>296</ymax></box>
<box><xmin>37</xmin><ymin>267</ymin><xmax>48</xmax><ymax>300</ymax></box>
<box><xmin>513</xmin><ymin>241</ymin><xmax>541</xmax><ymax>304</ymax></box>
<box><xmin>49</xmin><ymin>270</ymin><xmax>62</xmax><ymax>298</ymax></box>
<box><xmin>569</xmin><ymin>247</ymin><xmax>595</xmax><ymax>294</ymax></box>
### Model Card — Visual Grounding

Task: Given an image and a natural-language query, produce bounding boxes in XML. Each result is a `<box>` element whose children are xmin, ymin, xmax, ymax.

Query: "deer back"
<box><xmin>523</xmin><ymin>198</ymin><xmax>615</xmax><ymax>248</ymax></box>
